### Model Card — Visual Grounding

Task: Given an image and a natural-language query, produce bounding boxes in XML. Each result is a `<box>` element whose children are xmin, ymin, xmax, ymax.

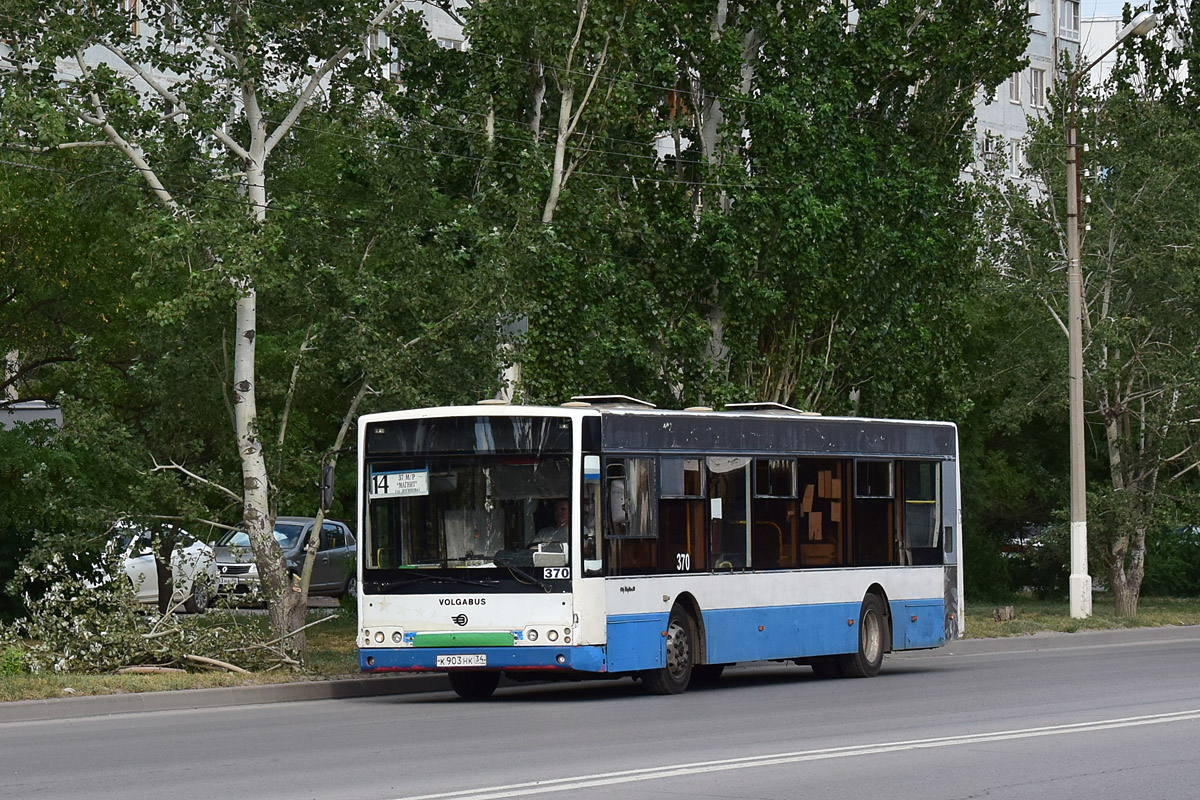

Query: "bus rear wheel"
<box><xmin>837</xmin><ymin>594</ymin><xmax>887</xmax><ymax>678</ymax></box>
<box><xmin>642</xmin><ymin>606</ymin><xmax>695</xmax><ymax>695</ymax></box>
<box><xmin>448</xmin><ymin>671</ymin><xmax>500</xmax><ymax>700</ymax></box>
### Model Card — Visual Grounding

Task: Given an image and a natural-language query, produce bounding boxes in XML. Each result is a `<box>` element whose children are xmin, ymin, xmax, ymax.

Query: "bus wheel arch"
<box><xmin>671</xmin><ymin>592</ymin><xmax>710</xmax><ymax>662</ymax></box>
<box><xmin>837</xmin><ymin>589</ymin><xmax>889</xmax><ymax>678</ymax></box>
<box><xmin>641</xmin><ymin>601</ymin><xmax>696</xmax><ymax>694</ymax></box>
<box><xmin>866</xmin><ymin>583</ymin><xmax>893</xmax><ymax>654</ymax></box>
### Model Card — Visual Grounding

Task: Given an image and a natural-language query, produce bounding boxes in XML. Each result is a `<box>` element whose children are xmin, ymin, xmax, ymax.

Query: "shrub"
<box><xmin>1142</xmin><ymin>526</ymin><xmax>1200</xmax><ymax>597</ymax></box>
<box><xmin>0</xmin><ymin>643</ymin><xmax>26</xmax><ymax>676</ymax></box>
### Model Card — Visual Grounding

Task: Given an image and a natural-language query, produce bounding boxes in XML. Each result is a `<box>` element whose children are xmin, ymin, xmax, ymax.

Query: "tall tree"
<box><xmin>702</xmin><ymin>0</ymin><xmax>1030</xmax><ymax>418</ymax></box>
<box><xmin>0</xmin><ymin>0</ymin><xmax>415</xmax><ymax>647</ymax></box>
<box><xmin>983</xmin><ymin>2</ymin><xmax>1200</xmax><ymax>614</ymax></box>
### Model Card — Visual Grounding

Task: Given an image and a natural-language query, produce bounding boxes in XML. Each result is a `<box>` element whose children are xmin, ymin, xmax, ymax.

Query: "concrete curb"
<box><xmin>0</xmin><ymin>673</ymin><xmax>451</xmax><ymax>724</ymax></box>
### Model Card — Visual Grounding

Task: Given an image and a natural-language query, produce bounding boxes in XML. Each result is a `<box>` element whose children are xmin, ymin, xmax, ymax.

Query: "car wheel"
<box><xmin>183</xmin><ymin>579</ymin><xmax>210</xmax><ymax>614</ymax></box>
<box><xmin>343</xmin><ymin>575</ymin><xmax>358</xmax><ymax>600</ymax></box>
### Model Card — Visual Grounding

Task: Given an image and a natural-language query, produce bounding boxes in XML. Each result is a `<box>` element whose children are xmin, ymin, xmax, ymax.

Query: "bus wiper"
<box><xmin>376</xmin><ymin>573</ymin><xmax>497</xmax><ymax>590</ymax></box>
<box><xmin>503</xmin><ymin>564</ymin><xmax>553</xmax><ymax>593</ymax></box>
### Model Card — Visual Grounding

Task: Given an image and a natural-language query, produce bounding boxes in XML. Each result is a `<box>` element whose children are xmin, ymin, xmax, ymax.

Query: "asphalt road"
<box><xmin>2</xmin><ymin>626</ymin><xmax>1198</xmax><ymax>800</ymax></box>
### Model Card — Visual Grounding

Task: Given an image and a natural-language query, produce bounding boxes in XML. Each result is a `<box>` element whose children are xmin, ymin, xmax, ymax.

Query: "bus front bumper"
<box><xmin>360</xmin><ymin>645</ymin><xmax>607</xmax><ymax>674</ymax></box>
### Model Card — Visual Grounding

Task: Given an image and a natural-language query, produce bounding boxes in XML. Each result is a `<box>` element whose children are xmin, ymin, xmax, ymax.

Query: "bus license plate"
<box><xmin>436</xmin><ymin>654</ymin><xmax>487</xmax><ymax>667</ymax></box>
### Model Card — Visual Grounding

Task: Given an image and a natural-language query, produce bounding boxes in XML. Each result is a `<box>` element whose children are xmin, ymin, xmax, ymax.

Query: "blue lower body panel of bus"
<box><xmin>360</xmin><ymin>645</ymin><xmax>607</xmax><ymax>673</ymax></box>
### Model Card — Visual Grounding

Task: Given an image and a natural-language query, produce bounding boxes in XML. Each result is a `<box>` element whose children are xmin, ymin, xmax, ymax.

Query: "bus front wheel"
<box><xmin>448</xmin><ymin>670</ymin><xmax>500</xmax><ymax>700</ymax></box>
<box><xmin>837</xmin><ymin>594</ymin><xmax>887</xmax><ymax>678</ymax></box>
<box><xmin>642</xmin><ymin>606</ymin><xmax>695</xmax><ymax>695</ymax></box>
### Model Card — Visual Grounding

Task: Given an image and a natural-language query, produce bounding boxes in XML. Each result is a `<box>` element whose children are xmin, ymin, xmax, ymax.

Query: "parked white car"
<box><xmin>118</xmin><ymin>529</ymin><xmax>217</xmax><ymax>614</ymax></box>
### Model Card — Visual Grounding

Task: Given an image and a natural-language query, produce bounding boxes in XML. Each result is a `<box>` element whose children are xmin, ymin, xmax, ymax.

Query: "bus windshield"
<box><xmin>365</xmin><ymin>454</ymin><xmax>572</xmax><ymax>570</ymax></box>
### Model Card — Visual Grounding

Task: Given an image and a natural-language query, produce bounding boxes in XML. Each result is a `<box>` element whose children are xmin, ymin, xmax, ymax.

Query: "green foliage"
<box><xmin>1</xmin><ymin>0</ymin><xmax>1054</xmax><ymax>611</ymax></box>
<box><xmin>969</xmin><ymin>5</ymin><xmax>1200</xmax><ymax>605</ymax></box>
<box><xmin>1142</xmin><ymin>525</ymin><xmax>1200</xmax><ymax>597</ymax></box>
<box><xmin>3</xmin><ymin>550</ymin><xmax>302</xmax><ymax>674</ymax></box>
<box><xmin>0</xmin><ymin>644</ymin><xmax>26</xmax><ymax>677</ymax></box>
<box><xmin>460</xmin><ymin>0</ymin><xmax>1032</xmax><ymax>413</ymax></box>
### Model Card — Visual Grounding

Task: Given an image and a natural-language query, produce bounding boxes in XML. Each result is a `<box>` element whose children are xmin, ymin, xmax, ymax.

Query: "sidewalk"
<box><xmin>0</xmin><ymin>672</ymin><xmax>452</xmax><ymax>724</ymax></box>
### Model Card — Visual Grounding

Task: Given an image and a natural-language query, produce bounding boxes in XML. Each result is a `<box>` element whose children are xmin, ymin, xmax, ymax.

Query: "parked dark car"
<box><xmin>214</xmin><ymin>516</ymin><xmax>356</xmax><ymax>599</ymax></box>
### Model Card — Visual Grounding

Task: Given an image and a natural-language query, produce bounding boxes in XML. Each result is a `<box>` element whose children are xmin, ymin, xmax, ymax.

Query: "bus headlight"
<box><xmin>527</xmin><ymin>629</ymin><xmax>539</xmax><ymax>642</ymax></box>
<box><xmin>548</xmin><ymin>629</ymin><xmax>559</xmax><ymax>642</ymax></box>
<box><xmin>374</xmin><ymin>631</ymin><xmax>385</xmax><ymax>644</ymax></box>
<box><xmin>392</xmin><ymin>632</ymin><xmax>403</xmax><ymax>643</ymax></box>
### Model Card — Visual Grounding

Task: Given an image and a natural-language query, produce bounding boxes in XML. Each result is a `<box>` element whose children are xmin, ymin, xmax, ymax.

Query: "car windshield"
<box><xmin>219</xmin><ymin>528</ymin><xmax>297</xmax><ymax>548</ymax></box>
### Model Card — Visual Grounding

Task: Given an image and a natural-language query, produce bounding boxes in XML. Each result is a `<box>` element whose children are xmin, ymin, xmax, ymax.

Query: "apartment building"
<box><xmin>975</xmin><ymin>0</ymin><xmax>1083</xmax><ymax>182</ymax></box>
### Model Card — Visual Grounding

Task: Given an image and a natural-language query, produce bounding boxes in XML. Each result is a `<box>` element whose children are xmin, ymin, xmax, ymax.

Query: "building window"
<box><xmin>1031</xmin><ymin>68</ymin><xmax>1046</xmax><ymax>108</ymax></box>
<box><xmin>1060</xmin><ymin>0</ymin><xmax>1080</xmax><ymax>39</ymax></box>
<box><xmin>980</xmin><ymin>134</ymin><xmax>1001</xmax><ymax>163</ymax></box>
<box><xmin>1028</xmin><ymin>0</ymin><xmax>1043</xmax><ymax>32</ymax></box>
<box><xmin>1010</xmin><ymin>140</ymin><xmax>1024</xmax><ymax>176</ymax></box>
<box><xmin>367</xmin><ymin>30</ymin><xmax>402</xmax><ymax>81</ymax></box>
<box><xmin>1009</xmin><ymin>73</ymin><xmax>1022</xmax><ymax>104</ymax></box>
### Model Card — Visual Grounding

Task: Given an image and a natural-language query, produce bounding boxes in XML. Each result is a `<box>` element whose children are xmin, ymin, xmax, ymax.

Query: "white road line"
<box><xmin>392</xmin><ymin>708</ymin><xmax>1200</xmax><ymax>800</ymax></box>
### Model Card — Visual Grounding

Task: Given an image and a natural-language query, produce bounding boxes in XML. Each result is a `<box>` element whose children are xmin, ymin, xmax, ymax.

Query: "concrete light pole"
<box><xmin>1065</xmin><ymin>8</ymin><xmax>1157</xmax><ymax>619</ymax></box>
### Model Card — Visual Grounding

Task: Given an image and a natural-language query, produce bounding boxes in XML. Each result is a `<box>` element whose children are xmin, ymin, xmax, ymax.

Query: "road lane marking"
<box><xmin>392</xmin><ymin>708</ymin><xmax>1200</xmax><ymax>800</ymax></box>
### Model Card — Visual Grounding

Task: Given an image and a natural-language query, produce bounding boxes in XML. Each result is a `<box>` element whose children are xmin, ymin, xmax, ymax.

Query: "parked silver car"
<box><xmin>214</xmin><ymin>516</ymin><xmax>356</xmax><ymax>599</ymax></box>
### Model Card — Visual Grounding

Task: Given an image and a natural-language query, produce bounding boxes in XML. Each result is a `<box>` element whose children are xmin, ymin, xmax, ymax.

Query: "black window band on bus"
<box><xmin>597</xmin><ymin>414</ymin><xmax>956</xmax><ymax>458</ymax></box>
<box><xmin>365</xmin><ymin>416</ymin><xmax>574</xmax><ymax>456</ymax></box>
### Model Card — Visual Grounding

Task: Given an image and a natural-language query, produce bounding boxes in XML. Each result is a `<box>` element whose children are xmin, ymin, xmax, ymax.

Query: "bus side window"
<box><xmin>583</xmin><ymin>454</ymin><xmax>602</xmax><ymax>576</ymax></box>
<box><xmin>707</xmin><ymin>456</ymin><xmax>749</xmax><ymax>570</ymax></box>
<box><xmin>853</xmin><ymin>459</ymin><xmax>894</xmax><ymax>566</ymax></box>
<box><xmin>753</xmin><ymin>458</ymin><xmax>797</xmax><ymax>569</ymax></box>
<box><xmin>902</xmin><ymin>461</ymin><xmax>941</xmax><ymax>565</ymax></box>
<box><xmin>660</xmin><ymin>457</ymin><xmax>706</xmax><ymax>573</ymax></box>
<box><xmin>604</xmin><ymin>458</ymin><xmax>658</xmax><ymax>575</ymax></box>
<box><xmin>797</xmin><ymin>459</ymin><xmax>844</xmax><ymax>567</ymax></box>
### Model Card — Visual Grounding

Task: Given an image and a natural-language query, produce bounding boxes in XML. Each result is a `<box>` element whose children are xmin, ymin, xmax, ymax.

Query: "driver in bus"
<box><xmin>532</xmin><ymin>498</ymin><xmax>570</xmax><ymax>546</ymax></box>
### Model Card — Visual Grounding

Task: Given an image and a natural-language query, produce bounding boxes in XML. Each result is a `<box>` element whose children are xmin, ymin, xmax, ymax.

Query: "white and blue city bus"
<box><xmin>357</xmin><ymin>396</ymin><xmax>963</xmax><ymax>699</ymax></box>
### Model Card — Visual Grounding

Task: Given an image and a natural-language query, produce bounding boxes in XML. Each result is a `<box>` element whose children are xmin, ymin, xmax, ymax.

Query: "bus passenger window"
<box><xmin>853</xmin><ymin>459</ymin><xmax>894</xmax><ymax>566</ymax></box>
<box><xmin>660</xmin><ymin>457</ymin><xmax>706</xmax><ymax>573</ymax></box>
<box><xmin>753</xmin><ymin>458</ymin><xmax>797</xmax><ymax>569</ymax></box>
<box><xmin>902</xmin><ymin>461</ymin><xmax>941</xmax><ymax>565</ymax></box>
<box><xmin>604</xmin><ymin>458</ymin><xmax>658</xmax><ymax>575</ymax></box>
<box><xmin>797</xmin><ymin>459</ymin><xmax>845</xmax><ymax>567</ymax></box>
<box><xmin>708</xmin><ymin>456</ymin><xmax>749</xmax><ymax>570</ymax></box>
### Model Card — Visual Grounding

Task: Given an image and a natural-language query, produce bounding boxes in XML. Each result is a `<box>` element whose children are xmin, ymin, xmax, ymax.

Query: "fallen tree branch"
<box><xmin>116</xmin><ymin>666</ymin><xmax>187</xmax><ymax>674</ymax></box>
<box><xmin>182</xmin><ymin>653</ymin><xmax>251</xmax><ymax>674</ymax></box>
<box><xmin>258</xmin><ymin>613</ymin><xmax>339</xmax><ymax>649</ymax></box>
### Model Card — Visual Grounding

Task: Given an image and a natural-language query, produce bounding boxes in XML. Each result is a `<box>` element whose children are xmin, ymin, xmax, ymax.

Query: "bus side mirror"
<box><xmin>320</xmin><ymin>464</ymin><xmax>335</xmax><ymax>512</ymax></box>
<box><xmin>607</xmin><ymin>478</ymin><xmax>627</xmax><ymax>535</ymax></box>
